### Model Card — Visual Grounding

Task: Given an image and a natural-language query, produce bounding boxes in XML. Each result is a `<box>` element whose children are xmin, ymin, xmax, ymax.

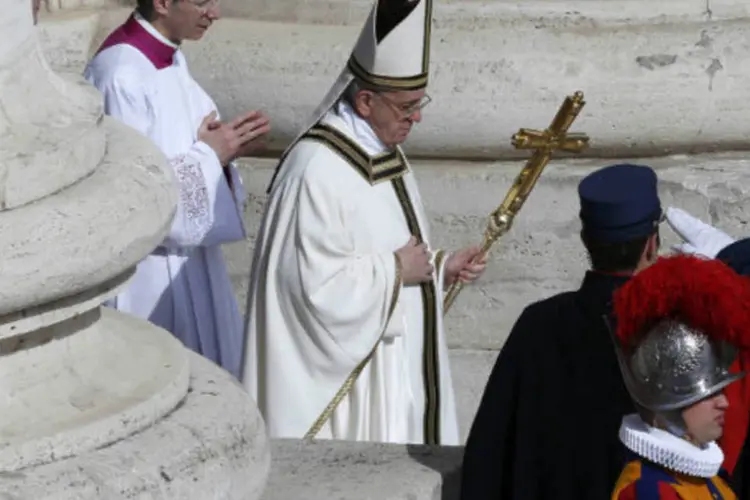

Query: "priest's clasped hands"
<box><xmin>395</xmin><ymin>236</ymin><xmax>487</xmax><ymax>287</ymax></box>
<box><xmin>198</xmin><ymin>109</ymin><xmax>271</xmax><ymax>165</ymax></box>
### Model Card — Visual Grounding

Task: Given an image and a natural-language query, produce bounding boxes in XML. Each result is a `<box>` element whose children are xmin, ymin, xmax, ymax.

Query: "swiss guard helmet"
<box><xmin>610</xmin><ymin>255</ymin><xmax>750</xmax><ymax>437</ymax></box>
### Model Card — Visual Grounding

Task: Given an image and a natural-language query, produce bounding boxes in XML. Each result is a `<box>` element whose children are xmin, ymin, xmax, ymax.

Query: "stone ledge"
<box><xmin>263</xmin><ymin>439</ymin><xmax>463</xmax><ymax>500</ymax></box>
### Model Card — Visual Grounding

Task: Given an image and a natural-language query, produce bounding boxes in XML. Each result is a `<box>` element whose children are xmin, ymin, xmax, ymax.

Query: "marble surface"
<box><xmin>0</xmin><ymin>353</ymin><xmax>271</xmax><ymax>499</ymax></box>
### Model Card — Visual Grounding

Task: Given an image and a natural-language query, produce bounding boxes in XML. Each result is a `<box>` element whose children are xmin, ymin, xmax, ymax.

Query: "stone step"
<box><xmin>1</xmin><ymin>353</ymin><xmax>270</xmax><ymax>499</ymax></box>
<box><xmin>263</xmin><ymin>439</ymin><xmax>463</xmax><ymax>500</ymax></box>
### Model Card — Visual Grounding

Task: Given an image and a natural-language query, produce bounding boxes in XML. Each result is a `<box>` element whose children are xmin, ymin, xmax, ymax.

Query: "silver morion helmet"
<box><xmin>615</xmin><ymin>318</ymin><xmax>742</xmax><ymax>413</ymax></box>
<box><xmin>611</xmin><ymin>255</ymin><xmax>750</xmax><ymax>417</ymax></box>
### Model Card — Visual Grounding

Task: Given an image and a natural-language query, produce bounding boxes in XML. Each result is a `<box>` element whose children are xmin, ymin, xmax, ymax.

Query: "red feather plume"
<box><xmin>613</xmin><ymin>254</ymin><xmax>750</xmax><ymax>349</ymax></box>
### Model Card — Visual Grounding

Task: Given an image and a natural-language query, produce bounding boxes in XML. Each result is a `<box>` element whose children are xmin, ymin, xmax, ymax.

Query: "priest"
<box><xmin>84</xmin><ymin>0</ymin><xmax>271</xmax><ymax>379</ymax></box>
<box><xmin>241</xmin><ymin>0</ymin><xmax>486</xmax><ymax>444</ymax></box>
<box><xmin>460</xmin><ymin>164</ymin><xmax>664</xmax><ymax>499</ymax></box>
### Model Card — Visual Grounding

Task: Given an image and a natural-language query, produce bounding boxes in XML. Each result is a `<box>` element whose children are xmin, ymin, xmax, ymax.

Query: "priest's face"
<box><xmin>356</xmin><ymin>89</ymin><xmax>429</xmax><ymax>147</ymax></box>
<box><xmin>156</xmin><ymin>0</ymin><xmax>220</xmax><ymax>42</ymax></box>
<box><xmin>681</xmin><ymin>391</ymin><xmax>729</xmax><ymax>446</ymax></box>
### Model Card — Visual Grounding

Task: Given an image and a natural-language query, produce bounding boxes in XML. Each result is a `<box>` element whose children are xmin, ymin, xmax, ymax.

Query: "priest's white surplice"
<box><xmin>242</xmin><ymin>101</ymin><xmax>459</xmax><ymax>445</ymax></box>
<box><xmin>84</xmin><ymin>13</ymin><xmax>246</xmax><ymax>379</ymax></box>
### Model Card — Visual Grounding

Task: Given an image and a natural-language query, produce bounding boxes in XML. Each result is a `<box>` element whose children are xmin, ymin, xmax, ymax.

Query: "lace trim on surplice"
<box><xmin>172</xmin><ymin>153</ymin><xmax>211</xmax><ymax>245</ymax></box>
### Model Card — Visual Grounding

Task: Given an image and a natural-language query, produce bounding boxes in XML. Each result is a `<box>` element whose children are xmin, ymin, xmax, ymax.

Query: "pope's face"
<box><xmin>160</xmin><ymin>0</ymin><xmax>220</xmax><ymax>42</ymax></box>
<box><xmin>358</xmin><ymin>88</ymin><xmax>429</xmax><ymax>148</ymax></box>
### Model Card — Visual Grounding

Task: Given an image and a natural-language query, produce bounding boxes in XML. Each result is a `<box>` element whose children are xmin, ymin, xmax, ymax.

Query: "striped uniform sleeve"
<box><xmin>616</xmin><ymin>480</ymin><xmax>682</xmax><ymax>499</ymax></box>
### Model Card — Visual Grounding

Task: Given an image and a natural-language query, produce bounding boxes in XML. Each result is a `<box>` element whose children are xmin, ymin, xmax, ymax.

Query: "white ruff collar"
<box><xmin>333</xmin><ymin>101</ymin><xmax>388</xmax><ymax>156</ymax></box>
<box><xmin>619</xmin><ymin>414</ymin><xmax>724</xmax><ymax>478</ymax></box>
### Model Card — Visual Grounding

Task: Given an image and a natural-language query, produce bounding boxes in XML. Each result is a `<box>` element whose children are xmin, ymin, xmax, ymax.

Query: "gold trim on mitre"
<box><xmin>347</xmin><ymin>0</ymin><xmax>432</xmax><ymax>91</ymax></box>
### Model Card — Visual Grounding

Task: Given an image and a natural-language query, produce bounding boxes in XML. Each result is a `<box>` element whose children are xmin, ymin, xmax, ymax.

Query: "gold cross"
<box><xmin>501</xmin><ymin>91</ymin><xmax>590</xmax><ymax>215</ymax></box>
<box><xmin>513</xmin><ymin>127</ymin><xmax>589</xmax><ymax>153</ymax></box>
<box><xmin>443</xmin><ymin>91</ymin><xmax>590</xmax><ymax>313</ymax></box>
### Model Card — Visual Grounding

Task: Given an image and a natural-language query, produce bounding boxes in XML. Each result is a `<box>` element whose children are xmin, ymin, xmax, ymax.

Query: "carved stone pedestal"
<box><xmin>0</xmin><ymin>0</ymin><xmax>269</xmax><ymax>497</ymax></box>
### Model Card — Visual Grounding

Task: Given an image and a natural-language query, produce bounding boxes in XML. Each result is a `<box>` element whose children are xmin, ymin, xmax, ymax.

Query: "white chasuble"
<box><xmin>84</xmin><ymin>12</ymin><xmax>247</xmax><ymax>379</ymax></box>
<box><xmin>242</xmin><ymin>102</ymin><xmax>459</xmax><ymax>445</ymax></box>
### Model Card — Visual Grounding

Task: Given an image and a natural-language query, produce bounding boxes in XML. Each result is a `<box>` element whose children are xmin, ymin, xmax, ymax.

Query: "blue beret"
<box><xmin>717</xmin><ymin>238</ymin><xmax>750</xmax><ymax>277</ymax></box>
<box><xmin>578</xmin><ymin>164</ymin><xmax>662</xmax><ymax>243</ymax></box>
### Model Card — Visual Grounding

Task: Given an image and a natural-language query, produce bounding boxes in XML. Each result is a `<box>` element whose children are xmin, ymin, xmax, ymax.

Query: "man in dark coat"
<box><xmin>459</xmin><ymin>164</ymin><xmax>664</xmax><ymax>500</ymax></box>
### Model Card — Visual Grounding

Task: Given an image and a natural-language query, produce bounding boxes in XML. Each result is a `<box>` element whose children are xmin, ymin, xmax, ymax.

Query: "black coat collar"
<box><xmin>577</xmin><ymin>271</ymin><xmax>631</xmax><ymax>315</ymax></box>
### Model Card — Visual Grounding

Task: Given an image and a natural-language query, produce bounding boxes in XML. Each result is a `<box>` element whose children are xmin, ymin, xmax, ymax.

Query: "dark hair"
<box><xmin>137</xmin><ymin>0</ymin><xmax>180</xmax><ymax>21</ymax></box>
<box><xmin>136</xmin><ymin>0</ymin><xmax>156</xmax><ymax>20</ymax></box>
<box><xmin>582</xmin><ymin>228</ymin><xmax>660</xmax><ymax>273</ymax></box>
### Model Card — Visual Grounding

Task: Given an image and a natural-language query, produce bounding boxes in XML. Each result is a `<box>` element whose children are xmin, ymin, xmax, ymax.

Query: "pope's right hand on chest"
<box><xmin>395</xmin><ymin>237</ymin><xmax>434</xmax><ymax>285</ymax></box>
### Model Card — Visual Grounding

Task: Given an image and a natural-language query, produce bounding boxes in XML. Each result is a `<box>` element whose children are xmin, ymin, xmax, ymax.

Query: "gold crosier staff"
<box><xmin>443</xmin><ymin>91</ymin><xmax>590</xmax><ymax>314</ymax></box>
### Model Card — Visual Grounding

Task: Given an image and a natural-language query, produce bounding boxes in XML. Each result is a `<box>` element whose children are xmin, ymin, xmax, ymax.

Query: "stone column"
<box><xmin>0</xmin><ymin>0</ymin><xmax>269</xmax><ymax>497</ymax></box>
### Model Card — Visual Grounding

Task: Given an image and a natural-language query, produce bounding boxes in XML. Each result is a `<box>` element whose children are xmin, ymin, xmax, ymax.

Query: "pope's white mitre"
<box><xmin>302</xmin><ymin>0</ymin><xmax>433</xmax><ymax>137</ymax></box>
<box><xmin>348</xmin><ymin>0</ymin><xmax>431</xmax><ymax>90</ymax></box>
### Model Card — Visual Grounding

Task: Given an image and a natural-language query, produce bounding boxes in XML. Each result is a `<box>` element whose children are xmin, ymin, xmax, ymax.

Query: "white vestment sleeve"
<box><xmin>88</xmin><ymin>67</ymin><xmax>228</xmax><ymax>248</ymax></box>
<box><xmin>293</xmin><ymin>175</ymin><xmax>403</xmax><ymax>365</ymax></box>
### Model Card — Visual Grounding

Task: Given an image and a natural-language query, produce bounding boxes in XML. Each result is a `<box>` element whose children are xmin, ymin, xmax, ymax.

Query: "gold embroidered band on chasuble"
<box><xmin>301</xmin><ymin>123</ymin><xmax>408</xmax><ymax>184</ymax></box>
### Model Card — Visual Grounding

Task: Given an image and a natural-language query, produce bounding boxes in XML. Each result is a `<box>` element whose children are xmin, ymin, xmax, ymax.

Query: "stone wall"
<box><xmin>227</xmin><ymin>153</ymin><xmax>750</xmax><ymax>440</ymax></box>
<box><xmin>56</xmin><ymin>3</ymin><xmax>750</xmax><ymax>160</ymax></box>
<box><xmin>183</xmin><ymin>11</ymin><xmax>750</xmax><ymax>159</ymax></box>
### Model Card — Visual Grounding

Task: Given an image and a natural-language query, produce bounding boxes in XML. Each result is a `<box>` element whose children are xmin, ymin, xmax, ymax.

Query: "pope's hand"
<box><xmin>395</xmin><ymin>236</ymin><xmax>433</xmax><ymax>285</ymax></box>
<box><xmin>445</xmin><ymin>246</ymin><xmax>487</xmax><ymax>286</ymax></box>
<box><xmin>665</xmin><ymin>207</ymin><xmax>735</xmax><ymax>258</ymax></box>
